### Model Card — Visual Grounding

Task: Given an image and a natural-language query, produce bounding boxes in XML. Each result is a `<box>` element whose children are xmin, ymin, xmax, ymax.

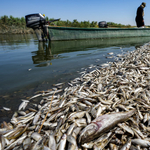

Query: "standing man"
<box><xmin>135</xmin><ymin>2</ymin><xmax>146</xmax><ymax>28</ymax></box>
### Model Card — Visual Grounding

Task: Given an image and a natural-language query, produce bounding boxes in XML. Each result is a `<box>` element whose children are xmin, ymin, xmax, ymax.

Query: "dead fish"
<box><xmin>109</xmin><ymin>143</ymin><xmax>118</xmax><ymax>150</ymax></box>
<box><xmin>31</xmin><ymin>137</ymin><xmax>45</xmax><ymax>150</ymax></box>
<box><xmin>85</xmin><ymin>112</ymin><xmax>91</xmax><ymax>124</ymax></box>
<box><xmin>120</xmin><ymin>138</ymin><xmax>131</xmax><ymax>150</ymax></box>
<box><xmin>0</xmin><ymin>135</ymin><xmax>5</xmax><ymax>150</ymax></box>
<box><xmin>68</xmin><ymin>111</ymin><xmax>86</xmax><ymax>121</ymax></box>
<box><xmin>31</xmin><ymin>132</ymin><xmax>42</xmax><ymax>141</ymax></box>
<box><xmin>67</xmin><ymin>123</ymin><xmax>76</xmax><ymax>135</ymax></box>
<box><xmin>118</xmin><ymin>123</ymin><xmax>134</xmax><ymax>136</ymax></box>
<box><xmin>23</xmin><ymin>137</ymin><xmax>31</xmax><ymax>150</ymax></box>
<box><xmin>3</xmin><ymin>107</ymin><xmax>11</xmax><ymax>111</ymax></box>
<box><xmin>53</xmin><ymin>82</ymin><xmax>64</xmax><ymax>87</ymax></box>
<box><xmin>67</xmin><ymin>134</ymin><xmax>77</xmax><ymax>147</ymax></box>
<box><xmin>29</xmin><ymin>93</ymin><xmax>41</xmax><ymax>100</ymax></box>
<box><xmin>131</xmin><ymin>139</ymin><xmax>150</xmax><ymax>147</ymax></box>
<box><xmin>4</xmin><ymin>135</ymin><xmax>26</xmax><ymax>150</ymax></box>
<box><xmin>101</xmin><ymin>63</ymin><xmax>110</xmax><ymax>67</ymax></box>
<box><xmin>138</xmin><ymin>66</ymin><xmax>149</xmax><ymax>70</ymax></box>
<box><xmin>132</xmin><ymin>128</ymin><xmax>145</xmax><ymax>139</ymax></box>
<box><xmin>33</xmin><ymin>111</ymin><xmax>41</xmax><ymax>125</ymax></box>
<box><xmin>48</xmin><ymin>134</ymin><xmax>56</xmax><ymax>150</ymax></box>
<box><xmin>108</xmin><ymin>52</ymin><xmax>114</xmax><ymax>55</ymax></box>
<box><xmin>58</xmin><ymin>134</ymin><xmax>67</xmax><ymax>150</ymax></box>
<box><xmin>73</xmin><ymin>118</ymin><xmax>87</xmax><ymax>127</ymax></box>
<box><xmin>93</xmin><ymin>132</ymin><xmax>113</xmax><ymax>150</ymax></box>
<box><xmin>143</xmin><ymin>113</ymin><xmax>149</xmax><ymax>123</ymax></box>
<box><xmin>134</xmin><ymin>87</ymin><xmax>143</xmax><ymax>95</ymax></box>
<box><xmin>82</xmin><ymin>142</ymin><xmax>94</xmax><ymax>149</ymax></box>
<box><xmin>79</xmin><ymin>109</ymin><xmax>135</xmax><ymax>143</ymax></box>
<box><xmin>18</xmin><ymin>100</ymin><xmax>29</xmax><ymax>110</ymax></box>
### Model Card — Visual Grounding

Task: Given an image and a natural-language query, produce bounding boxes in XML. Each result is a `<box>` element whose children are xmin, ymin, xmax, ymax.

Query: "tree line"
<box><xmin>0</xmin><ymin>15</ymin><xmax>26</xmax><ymax>26</ymax></box>
<box><xmin>0</xmin><ymin>15</ymin><xmax>132</xmax><ymax>28</ymax></box>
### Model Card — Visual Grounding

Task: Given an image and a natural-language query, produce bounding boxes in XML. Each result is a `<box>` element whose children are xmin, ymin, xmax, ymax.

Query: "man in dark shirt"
<box><xmin>135</xmin><ymin>2</ymin><xmax>146</xmax><ymax>28</ymax></box>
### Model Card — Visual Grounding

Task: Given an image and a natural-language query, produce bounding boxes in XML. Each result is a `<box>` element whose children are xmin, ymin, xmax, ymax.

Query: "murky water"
<box><xmin>0</xmin><ymin>34</ymin><xmax>150</xmax><ymax>123</ymax></box>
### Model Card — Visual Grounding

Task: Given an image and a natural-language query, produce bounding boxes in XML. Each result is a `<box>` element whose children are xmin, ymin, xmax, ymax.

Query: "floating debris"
<box><xmin>1</xmin><ymin>43</ymin><xmax>150</xmax><ymax>149</ymax></box>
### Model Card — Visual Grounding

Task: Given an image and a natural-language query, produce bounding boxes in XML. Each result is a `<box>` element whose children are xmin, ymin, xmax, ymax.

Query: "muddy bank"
<box><xmin>0</xmin><ymin>24</ymin><xmax>34</xmax><ymax>34</ymax></box>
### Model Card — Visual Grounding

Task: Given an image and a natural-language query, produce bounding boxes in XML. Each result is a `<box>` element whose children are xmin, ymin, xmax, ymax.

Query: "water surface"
<box><xmin>0</xmin><ymin>34</ymin><xmax>150</xmax><ymax>123</ymax></box>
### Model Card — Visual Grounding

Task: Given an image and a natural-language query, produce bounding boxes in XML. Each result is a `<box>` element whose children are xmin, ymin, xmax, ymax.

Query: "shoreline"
<box><xmin>1</xmin><ymin>42</ymin><xmax>150</xmax><ymax>149</ymax></box>
<box><xmin>0</xmin><ymin>25</ymin><xmax>34</xmax><ymax>34</ymax></box>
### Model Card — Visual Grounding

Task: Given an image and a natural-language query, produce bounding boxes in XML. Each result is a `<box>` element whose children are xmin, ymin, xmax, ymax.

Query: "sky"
<box><xmin>0</xmin><ymin>0</ymin><xmax>149</xmax><ymax>26</ymax></box>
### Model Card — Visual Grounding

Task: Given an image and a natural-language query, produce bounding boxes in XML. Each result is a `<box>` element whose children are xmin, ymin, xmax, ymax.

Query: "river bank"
<box><xmin>0</xmin><ymin>24</ymin><xmax>34</xmax><ymax>34</ymax></box>
<box><xmin>1</xmin><ymin>42</ymin><xmax>150</xmax><ymax>149</ymax></box>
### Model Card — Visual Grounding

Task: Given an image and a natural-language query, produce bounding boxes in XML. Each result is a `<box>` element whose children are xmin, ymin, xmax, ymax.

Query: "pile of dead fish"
<box><xmin>1</xmin><ymin>43</ymin><xmax>150</xmax><ymax>150</ymax></box>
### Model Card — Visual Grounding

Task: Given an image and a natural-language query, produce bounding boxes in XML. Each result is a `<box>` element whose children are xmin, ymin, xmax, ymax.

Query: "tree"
<box><xmin>0</xmin><ymin>15</ymin><xmax>132</xmax><ymax>28</ymax></box>
<box><xmin>83</xmin><ymin>21</ymin><xmax>90</xmax><ymax>28</ymax></box>
<box><xmin>1</xmin><ymin>15</ymin><xmax>9</xmax><ymax>24</ymax></box>
<box><xmin>45</xmin><ymin>17</ymin><xmax>49</xmax><ymax>21</ymax></box>
<box><xmin>90</xmin><ymin>21</ymin><xmax>97</xmax><ymax>27</ymax></box>
<box><xmin>20</xmin><ymin>17</ymin><xmax>25</xmax><ymax>25</ymax></box>
<box><xmin>72</xmin><ymin>19</ymin><xmax>79</xmax><ymax>27</ymax></box>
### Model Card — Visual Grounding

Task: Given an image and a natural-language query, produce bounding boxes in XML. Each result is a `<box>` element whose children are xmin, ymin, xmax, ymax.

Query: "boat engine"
<box><xmin>98</xmin><ymin>21</ymin><xmax>108</xmax><ymax>28</ymax></box>
<box><xmin>25</xmin><ymin>13</ymin><xmax>46</xmax><ymax>29</ymax></box>
<box><xmin>25</xmin><ymin>13</ymin><xmax>60</xmax><ymax>41</ymax></box>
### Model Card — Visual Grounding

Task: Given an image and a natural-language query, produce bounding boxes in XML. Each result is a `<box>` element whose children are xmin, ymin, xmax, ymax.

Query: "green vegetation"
<box><xmin>107</xmin><ymin>22</ymin><xmax>132</xmax><ymax>28</ymax></box>
<box><xmin>0</xmin><ymin>15</ymin><xmax>26</xmax><ymax>26</ymax></box>
<box><xmin>47</xmin><ymin>18</ymin><xmax>98</xmax><ymax>28</ymax></box>
<box><xmin>46</xmin><ymin>17</ymin><xmax>133</xmax><ymax>28</ymax></box>
<box><xmin>0</xmin><ymin>15</ymin><xmax>134</xmax><ymax>34</ymax></box>
<box><xmin>0</xmin><ymin>15</ymin><xmax>33</xmax><ymax>34</ymax></box>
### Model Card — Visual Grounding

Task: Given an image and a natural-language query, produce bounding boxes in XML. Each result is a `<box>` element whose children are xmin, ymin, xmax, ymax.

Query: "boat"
<box><xmin>25</xmin><ymin>13</ymin><xmax>150</xmax><ymax>41</ymax></box>
<box><xmin>46</xmin><ymin>26</ymin><xmax>150</xmax><ymax>41</ymax></box>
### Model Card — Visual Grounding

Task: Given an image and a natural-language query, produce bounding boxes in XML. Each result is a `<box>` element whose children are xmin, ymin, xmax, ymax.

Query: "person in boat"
<box><xmin>135</xmin><ymin>2</ymin><xmax>146</xmax><ymax>28</ymax></box>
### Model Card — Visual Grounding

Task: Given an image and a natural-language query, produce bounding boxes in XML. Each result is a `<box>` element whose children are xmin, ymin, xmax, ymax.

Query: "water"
<box><xmin>0</xmin><ymin>34</ymin><xmax>150</xmax><ymax>123</ymax></box>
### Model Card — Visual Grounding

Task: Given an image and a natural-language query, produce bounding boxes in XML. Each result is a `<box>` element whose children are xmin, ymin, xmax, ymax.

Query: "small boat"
<box><xmin>47</xmin><ymin>26</ymin><xmax>150</xmax><ymax>41</ymax></box>
<box><xmin>25</xmin><ymin>13</ymin><xmax>150</xmax><ymax>41</ymax></box>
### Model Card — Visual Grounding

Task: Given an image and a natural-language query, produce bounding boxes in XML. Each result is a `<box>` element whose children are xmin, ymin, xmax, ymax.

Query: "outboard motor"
<box><xmin>25</xmin><ymin>13</ymin><xmax>60</xmax><ymax>41</ymax></box>
<box><xmin>25</xmin><ymin>13</ymin><xmax>47</xmax><ymax>28</ymax></box>
<box><xmin>98</xmin><ymin>21</ymin><xmax>108</xmax><ymax>28</ymax></box>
